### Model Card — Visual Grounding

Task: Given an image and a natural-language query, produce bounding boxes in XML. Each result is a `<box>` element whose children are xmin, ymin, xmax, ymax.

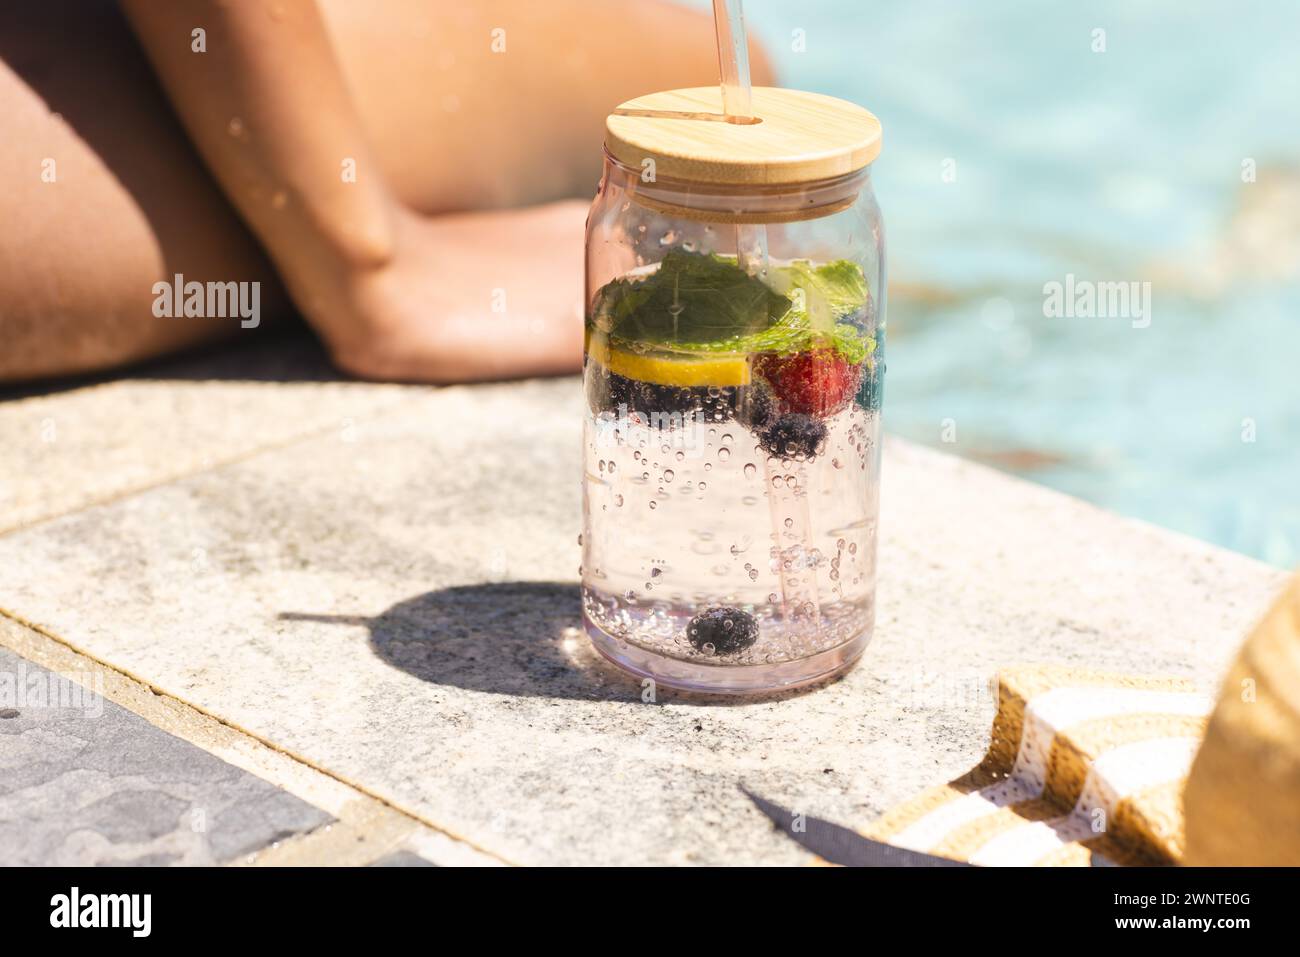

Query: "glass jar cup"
<box><xmin>581</xmin><ymin>87</ymin><xmax>885</xmax><ymax>694</ymax></box>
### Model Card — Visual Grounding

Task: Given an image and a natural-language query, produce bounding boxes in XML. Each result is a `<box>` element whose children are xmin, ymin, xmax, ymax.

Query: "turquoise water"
<box><xmin>736</xmin><ymin>0</ymin><xmax>1300</xmax><ymax>566</ymax></box>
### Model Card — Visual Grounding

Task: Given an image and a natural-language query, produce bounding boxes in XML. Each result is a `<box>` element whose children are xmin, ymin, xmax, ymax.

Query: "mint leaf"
<box><xmin>766</xmin><ymin>259</ymin><xmax>870</xmax><ymax>333</ymax></box>
<box><xmin>593</xmin><ymin>251</ymin><xmax>790</xmax><ymax>349</ymax></box>
<box><xmin>589</xmin><ymin>251</ymin><xmax>874</xmax><ymax>364</ymax></box>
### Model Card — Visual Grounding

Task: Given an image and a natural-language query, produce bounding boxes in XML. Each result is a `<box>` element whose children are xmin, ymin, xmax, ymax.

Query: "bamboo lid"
<box><xmin>605</xmin><ymin>86</ymin><xmax>882</xmax><ymax>187</ymax></box>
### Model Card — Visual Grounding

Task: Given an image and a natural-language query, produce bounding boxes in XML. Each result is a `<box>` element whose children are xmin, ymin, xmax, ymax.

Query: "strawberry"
<box><xmin>754</xmin><ymin>349</ymin><xmax>861</xmax><ymax>419</ymax></box>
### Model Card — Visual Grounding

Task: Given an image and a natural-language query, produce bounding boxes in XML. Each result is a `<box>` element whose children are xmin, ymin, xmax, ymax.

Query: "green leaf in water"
<box><xmin>590</xmin><ymin>250</ymin><xmax>874</xmax><ymax>362</ymax></box>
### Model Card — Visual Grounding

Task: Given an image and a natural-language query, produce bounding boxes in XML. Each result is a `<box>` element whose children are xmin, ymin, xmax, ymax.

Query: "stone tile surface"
<box><xmin>0</xmin><ymin>335</ymin><xmax>416</xmax><ymax>534</ymax></box>
<box><xmin>0</xmin><ymin>646</ymin><xmax>332</xmax><ymax>865</ymax></box>
<box><xmin>0</xmin><ymin>378</ymin><xmax>1286</xmax><ymax>865</ymax></box>
<box><xmin>369</xmin><ymin>850</ymin><xmax>437</xmax><ymax>867</ymax></box>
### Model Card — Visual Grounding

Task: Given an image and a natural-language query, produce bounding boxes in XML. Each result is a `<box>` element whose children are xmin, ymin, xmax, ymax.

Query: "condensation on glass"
<box><xmin>582</xmin><ymin>88</ymin><xmax>885</xmax><ymax>693</ymax></box>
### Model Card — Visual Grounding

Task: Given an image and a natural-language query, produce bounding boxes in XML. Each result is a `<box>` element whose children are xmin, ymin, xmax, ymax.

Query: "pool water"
<box><xmin>733</xmin><ymin>0</ymin><xmax>1300</xmax><ymax>566</ymax></box>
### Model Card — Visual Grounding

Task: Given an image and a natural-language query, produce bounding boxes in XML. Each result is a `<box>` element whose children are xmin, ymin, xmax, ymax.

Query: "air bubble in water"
<box><xmin>743</xmin><ymin>463</ymin><xmax>757</xmax><ymax>478</ymax></box>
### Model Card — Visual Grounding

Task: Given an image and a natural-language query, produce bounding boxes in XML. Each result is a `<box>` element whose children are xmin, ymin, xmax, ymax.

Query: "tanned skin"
<box><xmin>0</xmin><ymin>0</ymin><xmax>773</xmax><ymax>383</ymax></box>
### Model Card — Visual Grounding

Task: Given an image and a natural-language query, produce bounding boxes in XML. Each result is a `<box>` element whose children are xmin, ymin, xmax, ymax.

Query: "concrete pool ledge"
<box><xmin>0</xmin><ymin>347</ymin><xmax>1288</xmax><ymax>865</ymax></box>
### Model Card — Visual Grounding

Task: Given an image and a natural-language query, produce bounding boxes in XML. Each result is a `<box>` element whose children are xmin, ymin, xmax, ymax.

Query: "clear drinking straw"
<box><xmin>712</xmin><ymin>0</ymin><xmax>768</xmax><ymax>278</ymax></box>
<box><xmin>712</xmin><ymin>0</ymin><xmax>821</xmax><ymax>640</ymax></box>
<box><xmin>712</xmin><ymin>0</ymin><xmax>753</xmax><ymax>120</ymax></box>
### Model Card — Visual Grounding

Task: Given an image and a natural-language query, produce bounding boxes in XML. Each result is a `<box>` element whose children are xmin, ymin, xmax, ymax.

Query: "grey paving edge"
<box><xmin>0</xmin><ymin>646</ymin><xmax>333</xmax><ymax>865</ymax></box>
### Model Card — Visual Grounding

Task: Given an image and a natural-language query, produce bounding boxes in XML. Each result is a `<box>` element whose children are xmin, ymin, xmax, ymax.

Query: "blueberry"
<box><xmin>686</xmin><ymin>606</ymin><xmax>759</xmax><ymax>655</ymax></box>
<box><xmin>758</xmin><ymin>413</ymin><xmax>827</xmax><ymax>461</ymax></box>
<box><xmin>587</xmin><ymin>369</ymin><xmax>737</xmax><ymax>426</ymax></box>
<box><xmin>735</xmin><ymin>379</ymin><xmax>778</xmax><ymax>431</ymax></box>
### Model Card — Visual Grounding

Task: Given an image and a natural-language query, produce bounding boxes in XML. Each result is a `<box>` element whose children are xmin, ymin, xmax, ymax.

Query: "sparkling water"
<box><xmin>581</xmin><ymin>377</ymin><xmax>879</xmax><ymax>669</ymax></box>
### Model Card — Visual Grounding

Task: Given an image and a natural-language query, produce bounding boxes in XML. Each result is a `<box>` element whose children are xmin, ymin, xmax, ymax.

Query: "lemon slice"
<box><xmin>588</xmin><ymin>335</ymin><xmax>750</xmax><ymax>388</ymax></box>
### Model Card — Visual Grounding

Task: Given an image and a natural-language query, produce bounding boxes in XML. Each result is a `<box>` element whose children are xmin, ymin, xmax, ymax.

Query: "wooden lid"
<box><xmin>605</xmin><ymin>87</ymin><xmax>881</xmax><ymax>187</ymax></box>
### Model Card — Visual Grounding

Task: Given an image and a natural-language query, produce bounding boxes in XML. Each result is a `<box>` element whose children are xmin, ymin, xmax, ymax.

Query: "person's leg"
<box><xmin>0</xmin><ymin>0</ymin><xmax>288</xmax><ymax>384</ymax></box>
<box><xmin>321</xmin><ymin>0</ymin><xmax>775</xmax><ymax>213</ymax></box>
<box><xmin>0</xmin><ymin>0</ymin><xmax>769</xmax><ymax>384</ymax></box>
